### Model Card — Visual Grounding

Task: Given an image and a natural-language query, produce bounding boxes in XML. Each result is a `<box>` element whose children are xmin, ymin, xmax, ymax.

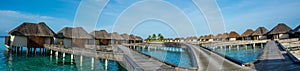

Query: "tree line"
<box><xmin>146</xmin><ymin>33</ymin><xmax>164</xmax><ymax>42</ymax></box>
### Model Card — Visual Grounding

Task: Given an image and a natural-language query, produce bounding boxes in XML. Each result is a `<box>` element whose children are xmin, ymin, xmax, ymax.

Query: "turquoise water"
<box><xmin>0</xmin><ymin>37</ymin><xmax>126</xmax><ymax>71</ymax></box>
<box><xmin>131</xmin><ymin>46</ymin><xmax>192</xmax><ymax>67</ymax></box>
<box><xmin>210</xmin><ymin>44</ymin><xmax>263</xmax><ymax>63</ymax></box>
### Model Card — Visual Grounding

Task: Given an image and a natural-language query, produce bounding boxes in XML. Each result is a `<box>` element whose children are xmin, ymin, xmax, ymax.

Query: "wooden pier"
<box><xmin>115</xmin><ymin>45</ymin><xmax>198</xmax><ymax>71</ymax></box>
<box><xmin>44</xmin><ymin>44</ymin><xmax>117</xmax><ymax>60</ymax></box>
<box><xmin>185</xmin><ymin>44</ymin><xmax>253</xmax><ymax>71</ymax></box>
<box><xmin>254</xmin><ymin>41</ymin><xmax>300</xmax><ymax>70</ymax></box>
<box><xmin>198</xmin><ymin>40</ymin><xmax>268</xmax><ymax>47</ymax></box>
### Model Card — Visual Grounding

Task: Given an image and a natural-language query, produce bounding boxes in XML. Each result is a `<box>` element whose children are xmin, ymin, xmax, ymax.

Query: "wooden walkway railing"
<box><xmin>44</xmin><ymin>44</ymin><xmax>117</xmax><ymax>60</ymax></box>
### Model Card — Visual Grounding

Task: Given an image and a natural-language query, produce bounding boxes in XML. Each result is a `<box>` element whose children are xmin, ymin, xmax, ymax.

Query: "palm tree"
<box><xmin>152</xmin><ymin>34</ymin><xmax>156</xmax><ymax>41</ymax></box>
<box><xmin>157</xmin><ymin>33</ymin><xmax>164</xmax><ymax>41</ymax></box>
<box><xmin>146</xmin><ymin>35</ymin><xmax>151</xmax><ymax>42</ymax></box>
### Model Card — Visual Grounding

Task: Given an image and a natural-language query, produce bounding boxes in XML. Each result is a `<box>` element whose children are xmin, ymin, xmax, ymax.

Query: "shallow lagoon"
<box><xmin>210</xmin><ymin>44</ymin><xmax>263</xmax><ymax>63</ymax></box>
<box><xmin>131</xmin><ymin>46</ymin><xmax>192</xmax><ymax>67</ymax></box>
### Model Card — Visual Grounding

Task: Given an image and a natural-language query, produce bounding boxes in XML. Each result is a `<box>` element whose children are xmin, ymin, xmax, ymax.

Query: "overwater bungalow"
<box><xmin>120</xmin><ymin>33</ymin><xmax>130</xmax><ymax>44</ymax></box>
<box><xmin>108</xmin><ymin>32</ymin><xmax>124</xmax><ymax>44</ymax></box>
<box><xmin>129</xmin><ymin>34</ymin><xmax>138</xmax><ymax>44</ymax></box>
<box><xmin>174</xmin><ymin>38</ymin><xmax>181</xmax><ymax>42</ymax></box>
<box><xmin>186</xmin><ymin>36</ymin><xmax>197</xmax><ymax>42</ymax></box>
<box><xmin>214</xmin><ymin>34</ymin><xmax>223</xmax><ymax>41</ymax></box>
<box><xmin>251</xmin><ymin>27</ymin><xmax>269</xmax><ymax>40</ymax></box>
<box><xmin>291</xmin><ymin>25</ymin><xmax>300</xmax><ymax>38</ymax></box>
<box><xmin>134</xmin><ymin>36</ymin><xmax>143</xmax><ymax>43</ymax></box>
<box><xmin>178</xmin><ymin>37</ymin><xmax>185</xmax><ymax>42</ymax></box>
<box><xmin>241</xmin><ymin>29</ymin><xmax>254</xmax><ymax>40</ymax></box>
<box><xmin>221</xmin><ymin>33</ymin><xmax>229</xmax><ymax>41</ymax></box>
<box><xmin>204</xmin><ymin>34</ymin><xmax>214</xmax><ymax>41</ymax></box>
<box><xmin>56</xmin><ymin>27</ymin><xmax>93</xmax><ymax>48</ymax></box>
<box><xmin>268</xmin><ymin>23</ymin><xmax>292</xmax><ymax>39</ymax></box>
<box><xmin>90</xmin><ymin>30</ymin><xmax>109</xmax><ymax>45</ymax></box>
<box><xmin>164</xmin><ymin>38</ymin><xmax>172</xmax><ymax>42</ymax></box>
<box><xmin>199</xmin><ymin>36</ymin><xmax>204</xmax><ymax>41</ymax></box>
<box><xmin>7</xmin><ymin>22</ymin><xmax>55</xmax><ymax>52</ymax></box>
<box><xmin>227</xmin><ymin>31</ymin><xmax>240</xmax><ymax>41</ymax></box>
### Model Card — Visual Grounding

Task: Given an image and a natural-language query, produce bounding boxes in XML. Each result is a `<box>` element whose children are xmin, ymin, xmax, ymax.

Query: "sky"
<box><xmin>0</xmin><ymin>0</ymin><xmax>299</xmax><ymax>39</ymax></box>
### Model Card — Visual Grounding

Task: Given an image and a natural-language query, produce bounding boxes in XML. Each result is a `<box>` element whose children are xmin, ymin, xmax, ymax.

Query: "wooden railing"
<box><xmin>123</xmin><ymin>54</ymin><xmax>144</xmax><ymax>71</ymax></box>
<box><xmin>44</xmin><ymin>44</ymin><xmax>117</xmax><ymax>60</ymax></box>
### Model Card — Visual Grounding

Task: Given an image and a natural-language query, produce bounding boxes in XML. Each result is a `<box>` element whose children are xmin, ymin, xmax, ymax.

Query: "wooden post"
<box><xmin>50</xmin><ymin>50</ymin><xmax>53</xmax><ymax>55</ymax></box>
<box><xmin>105</xmin><ymin>59</ymin><xmax>108</xmax><ymax>70</ymax></box>
<box><xmin>63</xmin><ymin>53</ymin><xmax>65</xmax><ymax>58</ymax></box>
<box><xmin>71</xmin><ymin>54</ymin><xmax>74</xmax><ymax>64</ymax></box>
<box><xmin>34</xmin><ymin>48</ymin><xmax>36</xmax><ymax>55</ymax></box>
<box><xmin>40</xmin><ymin>48</ymin><xmax>42</xmax><ymax>55</ymax></box>
<box><xmin>20</xmin><ymin>47</ymin><xmax>23</xmax><ymax>55</ymax></box>
<box><xmin>15</xmin><ymin>46</ymin><xmax>18</xmax><ymax>55</ymax></box>
<box><xmin>80</xmin><ymin>55</ymin><xmax>83</xmax><ymax>66</ymax></box>
<box><xmin>91</xmin><ymin>57</ymin><xmax>94</xmax><ymax>70</ymax></box>
<box><xmin>253</xmin><ymin>43</ymin><xmax>256</xmax><ymax>48</ymax></box>
<box><xmin>55</xmin><ymin>51</ymin><xmax>58</xmax><ymax>57</ymax></box>
<box><xmin>26</xmin><ymin>47</ymin><xmax>28</xmax><ymax>55</ymax></box>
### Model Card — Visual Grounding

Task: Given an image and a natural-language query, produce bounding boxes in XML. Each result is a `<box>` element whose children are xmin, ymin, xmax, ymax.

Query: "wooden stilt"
<box><xmin>34</xmin><ymin>48</ymin><xmax>36</xmax><ymax>55</ymax></box>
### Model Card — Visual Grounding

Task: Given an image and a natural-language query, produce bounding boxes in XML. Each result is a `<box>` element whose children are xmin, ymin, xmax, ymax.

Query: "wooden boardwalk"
<box><xmin>197</xmin><ymin>40</ymin><xmax>268</xmax><ymax>47</ymax></box>
<box><xmin>44</xmin><ymin>44</ymin><xmax>117</xmax><ymax>60</ymax></box>
<box><xmin>254</xmin><ymin>41</ymin><xmax>300</xmax><ymax>71</ymax></box>
<box><xmin>185</xmin><ymin>44</ymin><xmax>253</xmax><ymax>71</ymax></box>
<box><xmin>115</xmin><ymin>45</ymin><xmax>185</xmax><ymax>71</ymax></box>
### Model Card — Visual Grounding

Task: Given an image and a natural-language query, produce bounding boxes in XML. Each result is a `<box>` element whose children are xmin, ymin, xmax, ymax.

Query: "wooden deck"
<box><xmin>185</xmin><ymin>44</ymin><xmax>253</xmax><ymax>71</ymax></box>
<box><xmin>254</xmin><ymin>41</ymin><xmax>300</xmax><ymax>71</ymax></box>
<box><xmin>44</xmin><ymin>44</ymin><xmax>118</xmax><ymax>60</ymax></box>
<box><xmin>197</xmin><ymin>40</ymin><xmax>268</xmax><ymax>47</ymax></box>
<box><xmin>115</xmin><ymin>45</ymin><xmax>195</xmax><ymax>71</ymax></box>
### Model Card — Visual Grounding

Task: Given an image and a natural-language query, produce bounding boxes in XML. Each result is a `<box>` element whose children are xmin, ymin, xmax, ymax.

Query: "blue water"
<box><xmin>132</xmin><ymin>46</ymin><xmax>192</xmax><ymax>67</ymax></box>
<box><xmin>210</xmin><ymin>45</ymin><xmax>263</xmax><ymax>63</ymax></box>
<box><xmin>0</xmin><ymin>37</ymin><xmax>126</xmax><ymax>71</ymax></box>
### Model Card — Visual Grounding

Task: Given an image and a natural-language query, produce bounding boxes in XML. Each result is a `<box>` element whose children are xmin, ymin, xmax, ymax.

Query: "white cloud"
<box><xmin>0</xmin><ymin>10</ymin><xmax>73</xmax><ymax>35</ymax></box>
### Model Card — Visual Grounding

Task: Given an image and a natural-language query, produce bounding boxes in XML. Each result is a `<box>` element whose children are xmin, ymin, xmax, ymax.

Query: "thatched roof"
<box><xmin>215</xmin><ymin>34</ymin><xmax>223</xmax><ymax>39</ymax></box>
<box><xmin>57</xmin><ymin>27</ymin><xmax>92</xmax><ymax>39</ymax></box>
<box><xmin>203</xmin><ymin>34</ymin><xmax>214</xmax><ymax>39</ymax></box>
<box><xmin>199</xmin><ymin>36</ymin><xmax>204</xmax><ymax>40</ymax></box>
<box><xmin>135</xmin><ymin>36</ymin><xmax>142</xmax><ymax>40</ymax></box>
<box><xmin>129</xmin><ymin>34</ymin><xmax>135</xmax><ymax>40</ymax></box>
<box><xmin>90</xmin><ymin>30</ymin><xmax>109</xmax><ymax>39</ymax></box>
<box><xmin>227</xmin><ymin>31</ymin><xmax>240</xmax><ymax>38</ymax></box>
<box><xmin>252</xmin><ymin>27</ymin><xmax>269</xmax><ymax>36</ymax></box>
<box><xmin>293</xmin><ymin>25</ymin><xmax>300</xmax><ymax>32</ymax></box>
<box><xmin>241</xmin><ymin>29</ymin><xmax>254</xmax><ymax>37</ymax></box>
<box><xmin>186</xmin><ymin>36</ymin><xmax>197</xmax><ymax>40</ymax></box>
<box><xmin>175</xmin><ymin>38</ymin><xmax>182</xmax><ymax>40</ymax></box>
<box><xmin>268</xmin><ymin>23</ymin><xmax>292</xmax><ymax>35</ymax></box>
<box><xmin>9</xmin><ymin>22</ymin><xmax>55</xmax><ymax>37</ymax></box>
<box><xmin>108</xmin><ymin>32</ymin><xmax>124</xmax><ymax>40</ymax></box>
<box><xmin>222</xmin><ymin>33</ymin><xmax>229</xmax><ymax>39</ymax></box>
<box><xmin>128</xmin><ymin>34</ymin><xmax>142</xmax><ymax>40</ymax></box>
<box><xmin>120</xmin><ymin>33</ymin><xmax>130</xmax><ymax>40</ymax></box>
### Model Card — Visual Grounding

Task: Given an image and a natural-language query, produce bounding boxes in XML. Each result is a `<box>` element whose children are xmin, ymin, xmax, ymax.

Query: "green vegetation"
<box><xmin>59</xmin><ymin>39</ymin><xmax>64</xmax><ymax>42</ymax></box>
<box><xmin>146</xmin><ymin>33</ymin><xmax>164</xmax><ymax>42</ymax></box>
